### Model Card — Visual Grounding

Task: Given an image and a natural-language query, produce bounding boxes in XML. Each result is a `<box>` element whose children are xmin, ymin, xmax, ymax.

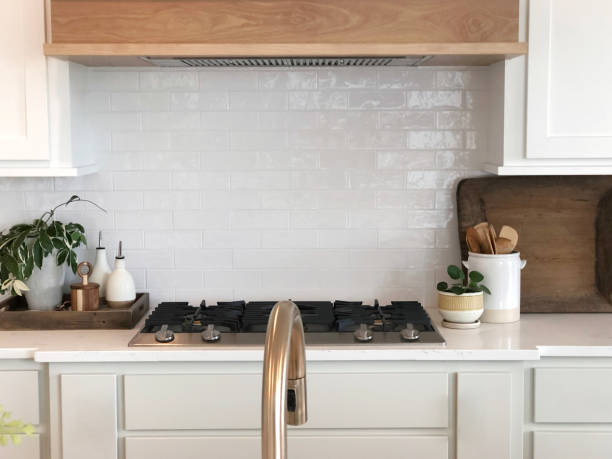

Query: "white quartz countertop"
<box><xmin>1</xmin><ymin>308</ymin><xmax>612</xmax><ymax>362</ymax></box>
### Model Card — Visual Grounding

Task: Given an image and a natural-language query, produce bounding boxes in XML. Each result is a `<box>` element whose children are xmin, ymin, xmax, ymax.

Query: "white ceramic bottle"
<box><xmin>105</xmin><ymin>241</ymin><xmax>136</xmax><ymax>309</ymax></box>
<box><xmin>89</xmin><ymin>231</ymin><xmax>112</xmax><ymax>298</ymax></box>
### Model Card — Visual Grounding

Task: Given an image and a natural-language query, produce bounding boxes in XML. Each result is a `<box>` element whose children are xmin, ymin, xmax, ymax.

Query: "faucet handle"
<box><xmin>353</xmin><ymin>323</ymin><xmax>373</xmax><ymax>342</ymax></box>
<box><xmin>400</xmin><ymin>323</ymin><xmax>420</xmax><ymax>342</ymax></box>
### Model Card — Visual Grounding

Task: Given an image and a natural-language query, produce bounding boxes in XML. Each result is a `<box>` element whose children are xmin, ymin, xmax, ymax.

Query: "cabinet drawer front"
<box><xmin>0</xmin><ymin>434</ymin><xmax>40</xmax><ymax>459</ymax></box>
<box><xmin>0</xmin><ymin>371</ymin><xmax>39</xmax><ymax>424</ymax></box>
<box><xmin>534</xmin><ymin>368</ymin><xmax>612</xmax><ymax>422</ymax></box>
<box><xmin>534</xmin><ymin>432</ymin><xmax>612</xmax><ymax>459</ymax></box>
<box><xmin>125</xmin><ymin>435</ymin><xmax>448</xmax><ymax>459</ymax></box>
<box><xmin>124</xmin><ymin>372</ymin><xmax>448</xmax><ymax>430</ymax></box>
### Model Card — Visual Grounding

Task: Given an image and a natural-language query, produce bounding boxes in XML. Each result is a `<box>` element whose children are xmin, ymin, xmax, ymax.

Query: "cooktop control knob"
<box><xmin>353</xmin><ymin>323</ymin><xmax>373</xmax><ymax>342</ymax></box>
<box><xmin>154</xmin><ymin>324</ymin><xmax>175</xmax><ymax>343</ymax></box>
<box><xmin>400</xmin><ymin>323</ymin><xmax>420</xmax><ymax>342</ymax></box>
<box><xmin>201</xmin><ymin>324</ymin><xmax>221</xmax><ymax>342</ymax></box>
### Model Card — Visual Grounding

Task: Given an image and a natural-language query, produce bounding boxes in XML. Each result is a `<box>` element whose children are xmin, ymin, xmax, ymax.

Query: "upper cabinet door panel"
<box><xmin>527</xmin><ymin>0</ymin><xmax>612</xmax><ymax>158</ymax></box>
<box><xmin>0</xmin><ymin>0</ymin><xmax>49</xmax><ymax>160</ymax></box>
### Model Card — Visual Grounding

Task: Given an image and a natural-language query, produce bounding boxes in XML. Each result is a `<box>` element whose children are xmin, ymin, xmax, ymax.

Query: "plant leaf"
<box><xmin>51</xmin><ymin>238</ymin><xmax>65</xmax><ymax>250</ymax></box>
<box><xmin>450</xmin><ymin>286</ymin><xmax>465</xmax><ymax>295</ymax></box>
<box><xmin>24</xmin><ymin>255</ymin><xmax>34</xmax><ymax>279</ymax></box>
<box><xmin>39</xmin><ymin>229</ymin><xmax>53</xmax><ymax>253</ymax></box>
<box><xmin>481</xmin><ymin>285</ymin><xmax>491</xmax><ymax>295</ymax></box>
<box><xmin>56</xmin><ymin>249</ymin><xmax>68</xmax><ymax>266</ymax></box>
<box><xmin>1</xmin><ymin>254</ymin><xmax>19</xmax><ymax>275</ymax></box>
<box><xmin>447</xmin><ymin>265</ymin><xmax>464</xmax><ymax>280</ymax></box>
<box><xmin>469</xmin><ymin>270</ymin><xmax>484</xmax><ymax>283</ymax></box>
<box><xmin>69</xmin><ymin>251</ymin><xmax>78</xmax><ymax>273</ymax></box>
<box><xmin>436</xmin><ymin>281</ymin><xmax>448</xmax><ymax>291</ymax></box>
<box><xmin>33</xmin><ymin>241</ymin><xmax>43</xmax><ymax>269</ymax></box>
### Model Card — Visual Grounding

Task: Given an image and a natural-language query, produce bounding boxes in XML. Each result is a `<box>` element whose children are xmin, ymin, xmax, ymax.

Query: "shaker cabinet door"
<box><xmin>526</xmin><ymin>0</ymin><xmax>612</xmax><ymax>159</ymax></box>
<box><xmin>0</xmin><ymin>0</ymin><xmax>49</xmax><ymax>160</ymax></box>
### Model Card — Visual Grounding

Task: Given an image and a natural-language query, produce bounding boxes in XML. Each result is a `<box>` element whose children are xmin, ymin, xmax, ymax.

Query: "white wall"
<box><xmin>0</xmin><ymin>66</ymin><xmax>489</xmax><ymax>307</ymax></box>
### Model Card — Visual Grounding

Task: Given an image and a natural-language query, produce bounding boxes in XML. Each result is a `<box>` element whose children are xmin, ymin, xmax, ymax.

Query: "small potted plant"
<box><xmin>0</xmin><ymin>195</ymin><xmax>105</xmax><ymax>310</ymax></box>
<box><xmin>437</xmin><ymin>265</ymin><xmax>490</xmax><ymax>324</ymax></box>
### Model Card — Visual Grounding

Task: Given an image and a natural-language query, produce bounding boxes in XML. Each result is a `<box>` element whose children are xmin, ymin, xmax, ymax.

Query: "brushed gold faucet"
<box><xmin>262</xmin><ymin>301</ymin><xmax>307</xmax><ymax>459</ymax></box>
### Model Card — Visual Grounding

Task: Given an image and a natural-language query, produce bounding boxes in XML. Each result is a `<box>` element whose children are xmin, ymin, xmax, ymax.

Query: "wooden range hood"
<box><xmin>44</xmin><ymin>0</ymin><xmax>526</xmax><ymax>67</ymax></box>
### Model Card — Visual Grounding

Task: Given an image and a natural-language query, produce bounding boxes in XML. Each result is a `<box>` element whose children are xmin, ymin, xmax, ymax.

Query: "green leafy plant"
<box><xmin>437</xmin><ymin>264</ymin><xmax>491</xmax><ymax>295</ymax></box>
<box><xmin>0</xmin><ymin>195</ymin><xmax>106</xmax><ymax>296</ymax></box>
<box><xmin>0</xmin><ymin>404</ymin><xmax>35</xmax><ymax>446</ymax></box>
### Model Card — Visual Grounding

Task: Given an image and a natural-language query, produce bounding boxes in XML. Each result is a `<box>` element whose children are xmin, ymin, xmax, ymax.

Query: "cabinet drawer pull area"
<box><xmin>534</xmin><ymin>432</ymin><xmax>612</xmax><ymax>459</ymax></box>
<box><xmin>125</xmin><ymin>435</ymin><xmax>448</xmax><ymax>459</ymax></box>
<box><xmin>534</xmin><ymin>368</ymin><xmax>612</xmax><ymax>423</ymax></box>
<box><xmin>124</xmin><ymin>372</ymin><xmax>448</xmax><ymax>430</ymax></box>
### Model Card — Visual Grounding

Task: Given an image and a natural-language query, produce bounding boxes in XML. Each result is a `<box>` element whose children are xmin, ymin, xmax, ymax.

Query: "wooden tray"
<box><xmin>0</xmin><ymin>293</ymin><xmax>149</xmax><ymax>330</ymax></box>
<box><xmin>457</xmin><ymin>176</ymin><xmax>612</xmax><ymax>313</ymax></box>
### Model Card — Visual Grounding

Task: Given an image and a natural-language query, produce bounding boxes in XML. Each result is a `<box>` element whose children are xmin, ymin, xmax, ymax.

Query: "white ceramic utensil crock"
<box><xmin>463</xmin><ymin>252</ymin><xmax>526</xmax><ymax>323</ymax></box>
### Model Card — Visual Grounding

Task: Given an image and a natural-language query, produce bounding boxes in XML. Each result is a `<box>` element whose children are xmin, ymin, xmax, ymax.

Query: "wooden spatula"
<box><xmin>474</xmin><ymin>222</ymin><xmax>494</xmax><ymax>254</ymax></box>
<box><xmin>494</xmin><ymin>237</ymin><xmax>514</xmax><ymax>254</ymax></box>
<box><xmin>465</xmin><ymin>227</ymin><xmax>481</xmax><ymax>253</ymax></box>
<box><xmin>489</xmin><ymin>224</ymin><xmax>498</xmax><ymax>254</ymax></box>
<box><xmin>499</xmin><ymin>225</ymin><xmax>519</xmax><ymax>251</ymax></box>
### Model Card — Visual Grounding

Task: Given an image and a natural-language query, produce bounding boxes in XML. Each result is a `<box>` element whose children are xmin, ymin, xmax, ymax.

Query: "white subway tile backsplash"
<box><xmin>261</xmin><ymin>230</ymin><xmax>317</xmax><ymax>249</ymax></box>
<box><xmin>318</xmin><ymin>69</ymin><xmax>377</xmax><ymax>89</ymax></box>
<box><xmin>379</xmin><ymin>111</ymin><xmax>436</xmax><ymax>130</ymax></box>
<box><xmin>142</xmin><ymin>112</ymin><xmax>200</xmax><ymax>130</ymax></box>
<box><xmin>289</xmin><ymin>91</ymin><xmax>348</xmax><ymax>110</ymax></box>
<box><xmin>290</xmin><ymin>210</ymin><xmax>347</xmax><ymax>229</ymax></box>
<box><xmin>174</xmin><ymin>210</ymin><xmax>230</xmax><ymax>230</ymax></box>
<box><xmin>204</xmin><ymin>230</ymin><xmax>260</xmax><ymax>249</ymax></box>
<box><xmin>139</xmin><ymin>71</ymin><xmax>199</xmax><ymax>91</ymax></box>
<box><xmin>172</xmin><ymin>171</ymin><xmax>230</xmax><ymax>190</ymax></box>
<box><xmin>406</xmin><ymin>91</ymin><xmax>462</xmax><ymax>110</ymax></box>
<box><xmin>259</xmin><ymin>71</ymin><xmax>317</xmax><ymax>90</ymax></box>
<box><xmin>170</xmin><ymin>92</ymin><xmax>229</xmax><ymax>111</ymax></box>
<box><xmin>377</xmin><ymin>69</ymin><xmax>435</xmax><ymax>89</ymax></box>
<box><xmin>376</xmin><ymin>150</ymin><xmax>435</xmax><ymax>169</ymax></box>
<box><xmin>114</xmin><ymin>171</ymin><xmax>170</xmax><ymax>190</ymax></box>
<box><xmin>0</xmin><ymin>66</ymin><xmax>489</xmax><ymax>303</ymax></box>
<box><xmin>230</xmin><ymin>92</ymin><xmax>288</xmax><ymax>111</ymax></box>
<box><xmin>144</xmin><ymin>230</ymin><xmax>202</xmax><ymax>249</ymax></box>
<box><xmin>349</xmin><ymin>91</ymin><xmax>405</xmax><ymax>110</ymax></box>
<box><xmin>408</xmin><ymin>131</ymin><xmax>463</xmax><ymax>150</ymax></box>
<box><xmin>200</xmin><ymin>70</ymin><xmax>258</xmax><ymax>90</ymax></box>
<box><xmin>111</xmin><ymin>92</ymin><xmax>170</xmax><ymax>112</ymax></box>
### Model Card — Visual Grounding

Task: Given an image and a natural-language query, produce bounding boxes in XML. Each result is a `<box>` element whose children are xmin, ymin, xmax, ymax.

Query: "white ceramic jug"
<box><xmin>463</xmin><ymin>252</ymin><xmax>526</xmax><ymax>323</ymax></box>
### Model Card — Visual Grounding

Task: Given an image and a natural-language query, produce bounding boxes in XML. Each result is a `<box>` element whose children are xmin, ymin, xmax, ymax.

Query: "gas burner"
<box><xmin>130</xmin><ymin>299</ymin><xmax>445</xmax><ymax>347</ymax></box>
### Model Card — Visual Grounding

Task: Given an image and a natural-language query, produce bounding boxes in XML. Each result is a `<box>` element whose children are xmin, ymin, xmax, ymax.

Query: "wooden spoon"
<box><xmin>474</xmin><ymin>222</ymin><xmax>494</xmax><ymax>254</ymax></box>
<box><xmin>465</xmin><ymin>227</ymin><xmax>481</xmax><ymax>253</ymax></box>
<box><xmin>499</xmin><ymin>225</ymin><xmax>519</xmax><ymax>251</ymax></box>
<box><xmin>494</xmin><ymin>237</ymin><xmax>514</xmax><ymax>254</ymax></box>
<box><xmin>489</xmin><ymin>224</ymin><xmax>498</xmax><ymax>254</ymax></box>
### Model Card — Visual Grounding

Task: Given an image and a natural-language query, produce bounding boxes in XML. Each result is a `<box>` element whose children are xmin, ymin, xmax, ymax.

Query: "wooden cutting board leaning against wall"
<box><xmin>457</xmin><ymin>176</ymin><xmax>612</xmax><ymax>313</ymax></box>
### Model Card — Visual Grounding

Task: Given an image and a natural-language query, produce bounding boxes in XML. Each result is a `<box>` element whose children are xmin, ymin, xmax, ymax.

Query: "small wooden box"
<box><xmin>0</xmin><ymin>293</ymin><xmax>149</xmax><ymax>330</ymax></box>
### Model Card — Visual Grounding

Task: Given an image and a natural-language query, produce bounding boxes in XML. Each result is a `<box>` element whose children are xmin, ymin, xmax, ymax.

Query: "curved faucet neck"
<box><xmin>262</xmin><ymin>301</ymin><xmax>307</xmax><ymax>459</ymax></box>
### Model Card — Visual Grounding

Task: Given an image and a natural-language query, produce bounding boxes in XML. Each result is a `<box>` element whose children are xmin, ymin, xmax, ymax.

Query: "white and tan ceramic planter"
<box><xmin>437</xmin><ymin>291</ymin><xmax>484</xmax><ymax>323</ymax></box>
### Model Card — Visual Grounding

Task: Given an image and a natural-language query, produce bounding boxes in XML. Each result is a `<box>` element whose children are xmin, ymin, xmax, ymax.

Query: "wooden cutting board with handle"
<box><xmin>457</xmin><ymin>176</ymin><xmax>612</xmax><ymax>313</ymax></box>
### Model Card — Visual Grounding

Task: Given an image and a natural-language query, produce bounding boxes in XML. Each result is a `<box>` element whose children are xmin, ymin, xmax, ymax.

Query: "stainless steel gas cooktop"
<box><xmin>128</xmin><ymin>299</ymin><xmax>446</xmax><ymax>347</ymax></box>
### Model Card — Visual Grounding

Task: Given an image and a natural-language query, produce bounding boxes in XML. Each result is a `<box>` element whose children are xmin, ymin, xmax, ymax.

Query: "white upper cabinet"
<box><xmin>0</xmin><ymin>0</ymin><xmax>49</xmax><ymax>161</ymax></box>
<box><xmin>486</xmin><ymin>0</ymin><xmax>612</xmax><ymax>175</ymax></box>
<box><xmin>0</xmin><ymin>0</ymin><xmax>97</xmax><ymax>176</ymax></box>
<box><xmin>527</xmin><ymin>0</ymin><xmax>612</xmax><ymax>159</ymax></box>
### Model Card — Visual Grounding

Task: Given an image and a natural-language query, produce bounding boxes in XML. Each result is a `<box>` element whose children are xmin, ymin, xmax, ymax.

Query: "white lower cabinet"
<box><xmin>60</xmin><ymin>374</ymin><xmax>118</xmax><ymax>459</ymax></box>
<box><xmin>457</xmin><ymin>373</ymin><xmax>512</xmax><ymax>459</ymax></box>
<box><xmin>124</xmin><ymin>435</ymin><xmax>448</xmax><ymax>459</ymax></box>
<box><xmin>533</xmin><ymin>432</ymin><xmax>612</xmax><ymax>459</ymax></box>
